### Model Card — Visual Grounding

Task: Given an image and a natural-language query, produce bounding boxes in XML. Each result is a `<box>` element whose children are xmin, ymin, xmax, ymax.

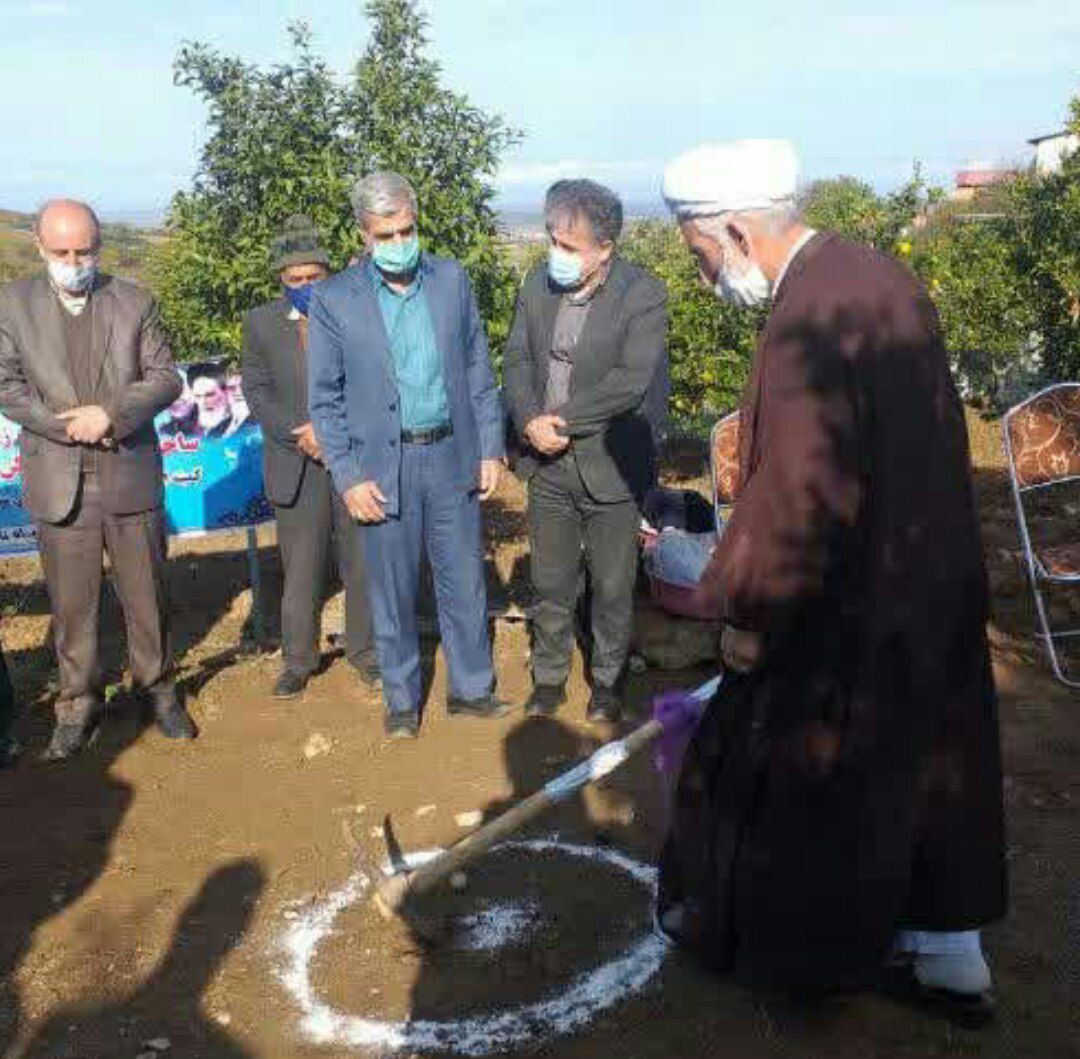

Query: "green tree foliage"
<box><xmin>1010</xmin><ymin>98</ymin><xmax>1080</xmax><ymax>383</ymax></box>
<box><xmin>910</xmin><ymin>208</ymin><xmax>1039</xmax><ymax>410</ymax></box>
<box><xmin>800</xmin><ymin>171</ymin><xmax>932</xmax><ymax>251</ymax></box>
<box><xmin>152</xmin><ymin>1</ymin><xmax>520</xmax><ymax>361</ymax></box>
<box><xmin>622</xmin><ymin>221</ymin><xmax>759</xmax><ymax>422</ymax></box>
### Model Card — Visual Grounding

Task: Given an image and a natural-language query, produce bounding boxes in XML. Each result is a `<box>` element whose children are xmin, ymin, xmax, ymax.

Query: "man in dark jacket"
<box><xmin>658</xmin><ymin>140</ymin><xmax>1005</xmax><ymax>1015</ymax></box>
<box><xmin>504</xmin><ymin>180</ymin><xmax>668</xmax><ymax>723</ymax></box>
<box><xmin>242</xmin><ymin>216</ymin><xmax>378</xmax><ymax>699</ymax></box>
<box><xmin>0</xmin><ymin>199</ymin><xmax>196</xmax><ymax>758</ymax></box>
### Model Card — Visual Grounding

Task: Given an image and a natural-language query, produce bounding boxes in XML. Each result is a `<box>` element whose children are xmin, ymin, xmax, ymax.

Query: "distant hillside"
<box><xmin>0</xmin><ymin>208</ymin><xmax>32</xmax><ymax>229</ymax></box>
<box><xmin>0</xmin><ymin>207</ymin><xmax>160</xmax><ymax>286</ymax></box>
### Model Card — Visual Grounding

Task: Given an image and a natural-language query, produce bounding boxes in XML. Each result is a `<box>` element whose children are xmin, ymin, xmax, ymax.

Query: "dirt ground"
<box><xmin>0</xmin><ymin>413</ymin><xmax>1077</xmax><ymax>1059</ymax></box>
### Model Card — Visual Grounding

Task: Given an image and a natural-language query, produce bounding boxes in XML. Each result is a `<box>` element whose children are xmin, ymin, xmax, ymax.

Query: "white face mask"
<box><xmin>707</xmin><ymin>228</ymin><xmax>770</xmax><ymax>308</ymax></box>
<box><xmin>713</xmin><ymin>261</ymin><xmax>770</xmax><ymax>307</ymax></box>
<box><xmin>45</xmin><ymin>257</ymin><xmax>98</xmax><ymax>295</ymax></box>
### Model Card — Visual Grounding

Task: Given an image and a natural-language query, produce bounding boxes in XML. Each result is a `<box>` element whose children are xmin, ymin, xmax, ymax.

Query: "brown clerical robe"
<box><xmin>659</xmin><ymin>233</ymin><xmax>1006</xmax><ymax>992</ymax></box>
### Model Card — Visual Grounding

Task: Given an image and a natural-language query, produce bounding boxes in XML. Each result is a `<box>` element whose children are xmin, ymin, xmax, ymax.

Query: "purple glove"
<box><xmin>652</xmin><ymin>689</ymin><xmax>705</xmax><ymax>776</ymax></box>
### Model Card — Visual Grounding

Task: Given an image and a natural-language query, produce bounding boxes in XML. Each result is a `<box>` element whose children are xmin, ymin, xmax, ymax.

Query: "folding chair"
<box><xmin>1002</xmin><ymin>382</ymin><xmax>1080</xmax><ymax>687</ymax></box>
<box><xmin>709</xmin><ymin>410</ymin><xmax>742</xmax><ymax>521</ymax></box>
<box><xmin>639</xmin><ymin>412</ymin><xmax>742</xmax><ymax>622</ymax></box>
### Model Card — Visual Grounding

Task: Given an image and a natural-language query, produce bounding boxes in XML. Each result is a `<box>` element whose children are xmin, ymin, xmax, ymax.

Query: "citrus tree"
<box><xmin>1010</xmin><ymin>96</ymin><xmax>1080</xmax><ymax>384</ymax></box>
<box><xmin>909</xmin><ymin>207</ymin><xmax>1039</xmax><ymax>409</ymax></box>
<box><xmin>800</xmin><ymin>170</ymin><xmax>932</xmax><ymax>251</ymax></box>
<box><xmin>153</xmin><ymin>1</ymin><xmax>520</xmax><ymax>362</ymax></box>
<box><xmin>622</xmin><ymin>221</ymin><xmax>759</xmax><ymax>425</ymax></box>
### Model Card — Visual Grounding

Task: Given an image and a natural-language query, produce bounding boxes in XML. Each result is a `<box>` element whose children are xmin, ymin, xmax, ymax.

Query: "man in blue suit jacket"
<box><xmin>308</xmin><ymin>172</ymin><xmax>508</xmax><ymax>738</ymax></box>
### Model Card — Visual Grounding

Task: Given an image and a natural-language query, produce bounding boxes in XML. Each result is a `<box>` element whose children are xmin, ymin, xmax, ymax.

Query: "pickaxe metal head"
<box><xmin>381</xmin><ymin>812</ymin><xmax>410</xmax><ymax>877</ymax></box>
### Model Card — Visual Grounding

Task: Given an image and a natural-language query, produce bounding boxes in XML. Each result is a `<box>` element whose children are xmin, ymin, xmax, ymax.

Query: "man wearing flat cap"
<box><xmin>242</xmin><ymin>216</ymin><xmax>378</xmax><ymax>700</ymax></box>
<box><xmin>657</xmin><ymin>140</ymin><xmax>1005</xmax><ymax>1016</ymax></box>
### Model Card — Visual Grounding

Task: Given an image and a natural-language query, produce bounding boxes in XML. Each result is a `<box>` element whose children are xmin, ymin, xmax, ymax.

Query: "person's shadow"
<box><xmin>0</xmin><ymin>711</ymin><xmax>141</xmax><ymax>1055</ymax></box>
<box><xmin>16</xmin><ymin>860</ymin><xmax>263</xmax><ymax>1059</ymax></box>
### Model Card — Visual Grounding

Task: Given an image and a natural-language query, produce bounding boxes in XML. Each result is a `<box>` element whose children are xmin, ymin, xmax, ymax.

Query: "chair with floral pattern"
<box><xmin>709</xmin><ymin>410</ymin><xmax>742</xmax><ymax>520</ymax></box>
<box><xmin>1003</xmin><ymin>382</ymin><xmax>1080</xmax><ymax>687</ymax></box>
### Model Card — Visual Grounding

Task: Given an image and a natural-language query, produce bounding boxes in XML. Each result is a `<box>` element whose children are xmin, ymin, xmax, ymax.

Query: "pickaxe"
<box><xmin>372</xmin><ymin>674</ymin><xmax>721</xmax><ymax>919</ymax></box>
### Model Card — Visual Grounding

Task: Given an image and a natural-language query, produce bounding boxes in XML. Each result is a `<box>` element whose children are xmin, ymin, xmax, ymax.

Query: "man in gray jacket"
<box><xmin>504</xmin><ymin>180</ymin><xmax>668</xmax><ymax>723</ymax></box>
<box><xmin>0</xmin><ymin>199</ymin><xmax>195</xmax><ymax>759</ymax></box>
<box><xmin>242</xmin><ymin>216</ymin><xmax>377</xmax><ymax>699</ymax></box>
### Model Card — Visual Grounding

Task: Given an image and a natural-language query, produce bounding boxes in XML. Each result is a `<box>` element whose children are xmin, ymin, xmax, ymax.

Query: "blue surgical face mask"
<box><xmin>548</xmin><ymin>246</ymin><xmax>584</xmax><ymax>289</ymax></box>
<box><xmin>372</xmin><ymin>235</ymin><xmax>421</xmax><ymax>276</ymax></box>
<box><xmin>284</xmin><ymin>282</ymin><xmax>314</xmax><ymax>316</ymax></box>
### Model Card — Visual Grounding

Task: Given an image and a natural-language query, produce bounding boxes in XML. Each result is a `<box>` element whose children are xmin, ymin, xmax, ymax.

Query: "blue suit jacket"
<box><xmin>307</xmin><ymin>253</ymin><xmax>505</xmax><ymax>517</ymax></box>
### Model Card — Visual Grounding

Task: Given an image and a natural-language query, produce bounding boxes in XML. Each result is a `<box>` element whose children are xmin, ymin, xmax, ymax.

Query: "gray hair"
<box><xmin>693</xmin><ymin>204</ymin><xmax>801</xmax><ymax>242</ymax></box>
<box><xmin>350</xmin><ymin>171</ymin><xmax>418</xmax><ymax>221</ymax></box>
<box><xmin>544</xmin><ymin>179</ymin><xmax>624</xmax><ymax>245</ymax></box>
<box><xmin>33</xmin><ymin>198</ymin><xmax>102</xmax><ymax>245</ymax></box>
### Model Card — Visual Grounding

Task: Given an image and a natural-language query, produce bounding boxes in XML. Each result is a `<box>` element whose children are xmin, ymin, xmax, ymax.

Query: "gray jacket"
<box><xmin>503</xmin><ymin>257</ymin><xmax>668</xmax><ymax>502</ymax></box>
<box><xmin>0</xmin><ymin>274</ymin><xmax>181</xmax><ymax>524</ymax></box>
<box><xmin>241</xmin><ymin>297</ymin><xmax>310</xmax><ymax>506</ymax></box>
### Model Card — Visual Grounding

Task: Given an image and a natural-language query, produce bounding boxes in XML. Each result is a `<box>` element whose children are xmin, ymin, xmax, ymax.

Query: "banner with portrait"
<box><xmin>0</xmin><ymin>362</ymin><xmax>273</xmax><ymax>557</ymax></box>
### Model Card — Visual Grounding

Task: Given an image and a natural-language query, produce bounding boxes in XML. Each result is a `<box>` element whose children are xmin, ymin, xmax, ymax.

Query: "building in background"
<box><xmin>952</xmin><ymin>164</ymin><xmax>1017</xmax><ymax>203</ymax></box>
<box><xmin>1028</xmin><ymin>130</ymin><xmax>1079</xmax><ymax>175</ymax></box>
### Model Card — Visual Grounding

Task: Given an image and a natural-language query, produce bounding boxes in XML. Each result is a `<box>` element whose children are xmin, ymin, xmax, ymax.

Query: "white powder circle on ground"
<box><xmin>277</xmin><ymin>838</ymin><xmax>669</xmax><ymax>1055</ymax></box>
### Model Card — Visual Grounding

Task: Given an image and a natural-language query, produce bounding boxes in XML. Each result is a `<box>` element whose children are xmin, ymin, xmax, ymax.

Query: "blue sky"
<box><xmin>1</xmin><ymin>0</ymin><xmax>1077</xmax><ymax>219</ymax></box>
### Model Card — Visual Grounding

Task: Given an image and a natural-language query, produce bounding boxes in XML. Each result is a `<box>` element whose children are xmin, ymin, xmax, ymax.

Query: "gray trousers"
<box><xmin>274</xmin><ymin>461</ymin><xmax>375</xmax><ymax>677</ymax></box>
<box><xmin>527</xmin><ymin>452</ymin><xmax>641</xmax><ymax>690</ymax></box>
<box><xmin>36</xmin><ymin>474</ymin><xmax>172</xmax><ymax>726</ymax></box>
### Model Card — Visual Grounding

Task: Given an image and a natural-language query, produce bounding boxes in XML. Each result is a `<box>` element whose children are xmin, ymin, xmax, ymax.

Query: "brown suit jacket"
<box><xmin>0</xmin><ymin>274</ymin><xmax>182</xmax><ymax>524</ymax></box>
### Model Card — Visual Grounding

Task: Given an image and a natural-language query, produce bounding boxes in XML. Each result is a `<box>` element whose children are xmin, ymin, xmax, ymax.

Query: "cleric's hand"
<box><xmin>721</xmin><ymin>624</ymin><xmax>765</xmax><ymax>673</ymax></box>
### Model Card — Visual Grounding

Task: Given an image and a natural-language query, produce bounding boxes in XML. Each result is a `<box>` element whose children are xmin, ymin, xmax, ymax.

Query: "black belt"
<box><xmin>401</xmin><ymin>423</ymin><xmax>453</xmax><ymax>445</ymax></box>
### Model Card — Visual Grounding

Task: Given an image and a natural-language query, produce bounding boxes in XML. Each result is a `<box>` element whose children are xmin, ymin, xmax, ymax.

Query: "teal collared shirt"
<box><xmin>369</xmin><ymin>257</ymin><xmax>450</xmax><ymax>431</ymax></box>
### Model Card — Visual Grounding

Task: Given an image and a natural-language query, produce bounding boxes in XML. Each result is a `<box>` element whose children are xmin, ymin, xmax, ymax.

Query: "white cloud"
<box><xmin>13</xmin><ymin>1</ymin><xmax>74</xmax><ymax>15</ymax></box>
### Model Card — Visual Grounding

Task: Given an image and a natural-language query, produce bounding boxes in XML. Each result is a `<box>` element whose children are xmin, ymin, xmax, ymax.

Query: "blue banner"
<box><xmin>0</xmin><ymin>366</ymin><xmax>273</xmax><ymax>557</ymax></box>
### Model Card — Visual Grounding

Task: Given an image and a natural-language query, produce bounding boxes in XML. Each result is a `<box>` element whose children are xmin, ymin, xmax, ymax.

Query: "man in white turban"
<box><xmin>656</xmin><ymin>140</ymin><xmax>1005</xmax><ymax>1021</ymax></box>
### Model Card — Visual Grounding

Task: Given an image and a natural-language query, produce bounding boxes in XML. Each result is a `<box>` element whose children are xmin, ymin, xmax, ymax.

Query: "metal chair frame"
<box><xmin>1002</xmin><ymin>381</ymin><xmax>1080</xmax><ymax>687</ymax></box>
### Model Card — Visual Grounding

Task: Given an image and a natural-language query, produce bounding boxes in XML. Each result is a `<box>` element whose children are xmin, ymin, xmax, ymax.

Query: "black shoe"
<box><xmin>878</xmin><ymin>958</ymin><xmax>995</xmax><ymax>1029</ymax></box>
<box><xmin>586</xmin><ymin>685</ymin><xmax>623</xmax><ymax>724</ymax></box>
<box><xmin>41</xmin><ymin>722</ymin><xmax>91</xmax><ymax>761</ymax></box>
<box><xmin>447</xmin><ymin>693</ymin><xmax>512</xmax><ymax>719</ymax></box>
<box><xmin>155</xmin><ymin>705</ymin><xmax>198</xmax><ymax>740</ymax></box>
<box><xmin>385</xmin><ymin>711</ymin><xmax>420</xmax><ymax>740</ymax></box>
<box><xmin>273</xmin><ymin>669</ymin><xmax>308</xmax><ymax>699</ymax></box>
<box><xmin>524</xmin><ymin>682</ymin><xmax>566</xmax><ymax>718</ymax></box>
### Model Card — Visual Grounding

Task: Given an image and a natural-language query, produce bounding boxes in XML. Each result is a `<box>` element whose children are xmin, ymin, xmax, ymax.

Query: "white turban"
<box><xmin>662</xmin><ymin>139</ymin><xmax>799</xmax><ymax>219</ymax></box>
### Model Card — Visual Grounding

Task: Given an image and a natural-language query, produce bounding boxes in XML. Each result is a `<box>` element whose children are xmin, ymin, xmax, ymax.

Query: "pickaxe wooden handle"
<box><xmin>373</xmin><ymin>675</ymin><xmax>721</xmax><ymax>918</ymax></box>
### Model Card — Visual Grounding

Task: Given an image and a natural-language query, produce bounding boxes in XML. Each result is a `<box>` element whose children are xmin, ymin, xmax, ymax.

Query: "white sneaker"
<box><xmin>915</xmin><ymin>951</ymin><xmax>993</xmax><ymax>997</ymax></box>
